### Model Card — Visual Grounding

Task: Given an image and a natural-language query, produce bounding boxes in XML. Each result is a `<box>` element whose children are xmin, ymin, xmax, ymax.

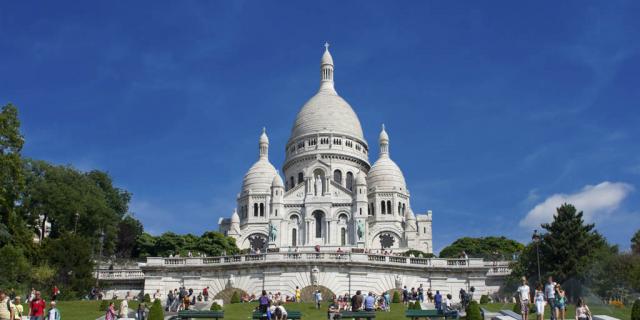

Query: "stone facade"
<box><xmin>219</xmin><ymin>45</ymin><xmax>432</xmax><ymax>253</ymax></box>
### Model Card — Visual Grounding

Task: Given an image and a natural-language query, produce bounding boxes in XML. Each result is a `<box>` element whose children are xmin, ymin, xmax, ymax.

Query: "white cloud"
<box><xmin>519</xmin><ymin>181</ymin><xmax>633</xmax><ymax>228</ymax></box>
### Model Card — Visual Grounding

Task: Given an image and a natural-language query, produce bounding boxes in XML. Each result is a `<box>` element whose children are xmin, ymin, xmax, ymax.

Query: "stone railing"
<box><xmin>144</xmin><ymin>253</ymin><xmax>491</xmax><ymax>269</ymax></box>
<box><xmin>97</xmin><ymin>269</ymin><xmax>145</xmax><ymax>280</ymax></box>
<box><xmin>484</xmin><ymin>260</ymin><xmax>513</xmax><ymax>276</ymax></box>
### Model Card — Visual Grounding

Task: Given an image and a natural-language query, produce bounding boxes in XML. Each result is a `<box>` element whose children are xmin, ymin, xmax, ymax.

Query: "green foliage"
<box><xmin>148</xmin><ymin>299</ymin><xmax>164</xmax><ymax>320</ymax></box>
<box><xmin>392</xmin><ymin>291</ymin><xmax>400</xmax><ymax>303</ymax></box>
<box><xmin>117</xmin><ymin>216</ymin><xmax>143</xmax><ymax>258</ymax></box>
<box><xmin>210</xmin><ymin>302</ymin><xmax>222</xmax><ymax>311</ymax></box>
<box><xmin>631</xmin><ymin>299</ymin><xmax>640</xmax><ymax>320</ymax></box>
<box><xmin>480</xmin><ymin>294</ymin><xmax>489</xmax><ymax>304</ymax></box>
<box><xmin>43</xmin><ymin>233</ymin><xmax>95</xmax><ymax>298</ymax></box>
<box><xmin>632</xmin><ymin>230</ymin><xmax>640</xmax><ymax>256</ymax></box>
<box><xmin>402</xmin><ymin>249</ymin><xmax>435</xmax><ymax>258</ymax></box>
<box><xmin>134</xmin><ymin>231</ymin><xmax>239</xmax><ymax>258</ymax></box>
<box><xmin>143</xmin><ymin>293</ymin><xmax>151</xmax><ymax>303</ymax></box>
<box><xmin>466</xmin><ymin>300</ymin><xmax>483</xmax><ymax>320</ymax></box>
<box><xmin>0</xmin><ymin>103</ymin><xmax>25</xmax><ymax>232</ymax></box>
<box><xmin>410</xmin><ymin>300</ymin><xmax>421</xmax><ymax>310</ymax></box>
<box><xmin>439</xmin><ymin>236</ymin><xmax>524</xmax><ymax>260</ymax></box>
<box><xmin>230</xmin><ymin>291</ymin><xmax>240</xmax><ymax>304</ymax></box>
<box><xmin>0</xmin><ymin>244</ymin><xmax>30</xmax><ymax>290</ymax></box>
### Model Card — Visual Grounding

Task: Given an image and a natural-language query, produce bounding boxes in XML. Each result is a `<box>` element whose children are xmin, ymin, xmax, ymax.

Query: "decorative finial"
<box><xmin>382</xmin><ymin>123</ymin><xmax>386</xmax><ymax>131</ymax></box>
<box><xmin>324</xmin><ymin>42</ymin><xmax>330</xmax><ymax>51</ymax></box>
<box><xmin>262</xmin><ymin>127</ymin><xmax>266</xmax><ymax>134</ymax></box>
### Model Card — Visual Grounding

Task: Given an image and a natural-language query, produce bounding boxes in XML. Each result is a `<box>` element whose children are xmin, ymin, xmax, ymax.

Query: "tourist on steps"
<box><xmin>517</xmin><ymin>277</ymin><xmax>532</xmax><ymax>320</ymax></box>
<box><xmin>434</xmin><ymin>290</ymin><xmax>442</xmax><ymax>312</ymax></box>
<box><xmin>535</xmin><ymin>284</ymin><xmax>545</xmax><ymax>320</ymax></box>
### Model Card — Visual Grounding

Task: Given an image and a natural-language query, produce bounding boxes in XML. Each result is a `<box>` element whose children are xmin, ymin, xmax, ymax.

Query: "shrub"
<box><xmin>98</xmin><ymin>299</ymin><xmax>118</xmax><ymax>312</ymax></box>
<box><xmin>143</xmin><ymin>293</ymin><xmax>151</xmax><ymax>303</ymax></box>
<box><xmin>631</xmin><ymin>298</ymin><xmax>640</xmax><ymax>320</ymax></box>
<box><xmin>480</xmin><ymin>294</ymin><xmax>489</xmax><ymax>304</ymax></box>
<box><xmin>610</xmin><ymin>300</ymin><xmax>624</xmax><ymax>308</ymax></box>
<box><xmin>148</xmin><ymin>299</ymin><xmax>164</xmax><ymax>320</ymax></box>
<box><xmin>412</xmin><ymin>300</ymin><xmax>422</xmax><ymax>310</ymax></box>
<box><xmin>230</xmin><ymin>291</ymin><xmax>240</xmax><ymax>304</ymax></box>
<box><xmin>392</xmin><ymin>291</ymin><xmax>401</xmax><ymax>303</ymax></box>
<box><xmin>210</xmin><ymin>302</ymin><xmax>222</xmax><ymax>311</ymax></box>
<box><xmin>466</xmin><ymin>300</ymin><xmax>483</xmax><ymax>320</ymax></box>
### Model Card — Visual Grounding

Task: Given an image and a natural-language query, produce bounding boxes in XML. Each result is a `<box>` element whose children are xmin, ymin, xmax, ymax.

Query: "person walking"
<box><xmin>51</xmin><ymin>287</ymin><xmax>60</xmax><ymax>302</ymax></box>
<box><xmin>383</xmin><ymin>291</ymin><xmax>391</xmax><ymax>311</ymax></box>
<box><xmin>402</xmin><ymin>286</ymin><xmax>409</xmax><ymax>306</ymax></box>
<box><xmin>545</xmin><ymin>277</ymin><xmax>557</xmax><ymax>320</ymax></box>
<box><xmin>534</xmin><ymin>284</ymin><xmax>545</xmax><ymax>320</ymax></box>
<box><xmin>119</xmin><ymin>298</ymin><xmax>129</xmax><ymax>318</ymax></box>
<box><xmin>418</xmin><ymin>284</ymin><xmax>424</xmax><ymax>303</ymax></box>
<box><xmin>29</xmin><ymin>291</ymin><xmax>47</xmax><ymax>320</ymax></box>
<box><xmin>0</xmin><ymin>290</ymin><xmax>16</xmax><ymax>320</ymax></box>
<box><xmin>13</xmin><ymin>296</ymin><xmax>24</xmax><ymax>320</ymax></box>
<box><xmin>314</xmin><ymin>290</ymin><xmax>322</xmax><ymax>309</ymax></box>
<box><xmin>136</xmin><ymin>303</ymin><xmax>146</xmax><ymax>320</ymax></box>
<box><xmin>295</xmin><ymin>287</ymin><xmax>301</xmax><ymax>303</ymax></box>
<box><xmin>434</xmin><ymin>290</ymin><xmax>442</xmax><ymax>312</ymax></box>
<box><xmin>202</xmin><ymin>287</ymin><xmax>209</xmax><ymax>302</ymax></box>
<box><xmin>554</xmin><ymin>285</ymin><xmax>566</xmax><ymax>320</ymax></box>
<box><xmin>45</xmin><ymin>301</ymin><xmax>60</xmax><ymax>320</ymax></box>
<box><xmin>105</xmin><ymin>302</ymin><xmax>116</xmax><ymax>320</ymax></box>
<box><xmin>517</xmin><ymin>277</ymin><xmax>531</xmax><ymax>320</ymax></box>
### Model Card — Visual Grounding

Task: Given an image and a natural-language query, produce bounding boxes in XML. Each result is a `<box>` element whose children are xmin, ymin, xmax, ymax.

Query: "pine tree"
<box><xmin>539</xmin><ymin>203</ymin><xmax>606</xmax><ymax>300</ymax></box>
<box><xmin>148</xmin><ymin>299</ymin><xmax>164</xmax><ymax>320</ymax></box>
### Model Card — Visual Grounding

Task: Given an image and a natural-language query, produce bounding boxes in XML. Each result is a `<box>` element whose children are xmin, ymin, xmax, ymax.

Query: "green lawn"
<box><xmin>480</xmin><ymin>302</ymin><xmax>631</xmax><ymax>320</ymax></box>
<box><xmin>21</xmin><ymin>300</ymin><xmax>632</xmax><ymax>320</ymax></box>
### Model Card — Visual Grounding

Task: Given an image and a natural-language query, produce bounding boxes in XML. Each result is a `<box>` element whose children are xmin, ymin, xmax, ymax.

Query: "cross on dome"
<box><xmin>324</xmin><ymin>42</ymin><xmax>330</xmax><ymax>51</ymax></box>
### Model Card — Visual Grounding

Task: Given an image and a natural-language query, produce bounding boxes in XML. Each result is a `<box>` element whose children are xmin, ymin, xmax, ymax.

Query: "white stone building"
<box><xmin>219</xmin><ymin>45</ymin><xmax>432</xmax><ymax>253</ymax></box>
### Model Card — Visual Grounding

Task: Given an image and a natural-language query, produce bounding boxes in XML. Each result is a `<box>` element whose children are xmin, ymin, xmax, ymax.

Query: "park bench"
<box><xmin>251</xmin><ymin>310</ymin><xmax>302</xmax><ymax>319</ymax></box>
<box><xmin>405</xmin><ymin>309</ymin><xmax>459</xmax><ymax>319</ymax></box>
<box><xmin>170</xmin><ymin>310</ymin><xmax>224</xmax><ymax>319</ymax></box>
<box><xmin>339</xmin><ymin>310</ymin><xmax>377</xmax><ymax>319</ymax></box>
<box><xmin>498</xmin><ymin>309</ymin><xmax>521</xmax><ymax>319</ymax></box>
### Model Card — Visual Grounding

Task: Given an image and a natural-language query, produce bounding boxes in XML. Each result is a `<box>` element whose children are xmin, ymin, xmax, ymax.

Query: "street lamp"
<box><xmin>95</xmin><ymin>229</ymin><xmax>105</xmax><ymax>288</ymax></box>
<box><xmin>74</xmin><ymin>212</ymin><xmax>80</xmax><ymax>234</ymax></box>
<box><xmin>532</xmin><ymin>229</ymin><xmax>542</xmax><ymax>286</ymax></box>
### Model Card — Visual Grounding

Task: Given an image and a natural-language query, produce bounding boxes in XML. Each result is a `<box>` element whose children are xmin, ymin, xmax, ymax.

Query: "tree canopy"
<box><xmin>439</xmin><ymin>236</ymin><xmax>524</xmax><ymax>260</ymax></box>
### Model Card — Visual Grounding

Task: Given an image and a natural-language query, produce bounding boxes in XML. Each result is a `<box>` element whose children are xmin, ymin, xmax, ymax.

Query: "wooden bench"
<box><xmin>405</xmin><ymin>309</ymin><xmax>459</xmax><ymax>319</ymax></box>
<box><xmin>499</xmin><ymin>309</ymin><xmax>521</xmax><ymax>319</ymax></box>
<box><xmin>339</xmin><ymin>310</ymin><xmax>377</xmax><ymax>319</ymax></box>
<box><xmin>251</xmin><ymin>310</ymin><xmax>302</xmax><ymax>319</ymax></box>
<box><xmin>171</xmin><ymin>310</ymin><xmax>224</xmax><ymax>319</ymax></box>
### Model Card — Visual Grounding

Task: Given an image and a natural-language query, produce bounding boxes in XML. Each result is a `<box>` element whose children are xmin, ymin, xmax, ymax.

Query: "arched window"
<box><xmin>346</xmin><ymin>172</ymin><xmax>354</xmax><ymax>191</ymax></box>
<box><xmin>359</xmin><ymin>208</ymin><xmax>362</xmax><ymax>216</ymax></box>
<box><xmin>298</xmin><ymin>172</ymin><xmax>304</xmax><ymax>184</ymax></box>
<box><xmin>402</xmin><ymin>203</ymin><xmax>406</xmax><ymax>215</ymax></box>
<box><xmin>290</xmin><ymin>177</ymin><xmax>295</xmax><ymax>189</ymax></box>
<box><xmin>313</xmin><ymin>211</ymin><xmax>323</xmax><ymax>238</ymax></box>
<box><xmin>341</xmin><ymin>228</ymin><xmax>347</xmax><ymax>246</ymax></box>
<box><xmin>381</xmin><ymin>201</ymin><xmax>386</xmax><ymax>214</ymax></box>
<box><xmin>259</xmin><ymin>203</ymin><xmax>264</xmax><ymax>216</ymax></box>
<box><xmin>387</xmin><ymin>201</ymin><xmax>392</xmax><ymax>214</ymax></box>
<box><xmin>291</xmin><ymin>228</ymin><xmax>297</xmax><ymax>247</ymax></box>
<box><xmin>253</xmin><ymin>203</ymin><xmax>258</xmax><ymax>217</ymax></box>
<box><xmin>398</xmin><ymin>203</ymin><xmax>402</xmax><ymax>215</ymax></box>
<box><xmin>333</xmin><ymin>170</ymin><xmax>342</xmax><ymax>184</ymax></box>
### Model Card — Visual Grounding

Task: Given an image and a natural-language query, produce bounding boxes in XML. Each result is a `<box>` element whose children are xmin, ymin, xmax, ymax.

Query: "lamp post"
<box><xmin>532</xmin><ymin>229</ymin><xmax>542</xmax><ymax>285</ymax></box>
<box><xmin>95</xmin><ymin>229</ymin><xmax>105</xmax><ymax>288</ymax></box>
<box><xmin>74</xmin><ymin>212</ymin><xmax>80</xmax><ymax>234</ymax></box>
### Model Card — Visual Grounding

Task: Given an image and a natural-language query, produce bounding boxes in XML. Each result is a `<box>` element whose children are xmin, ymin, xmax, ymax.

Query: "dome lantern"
<box><xmin>379</xmin><ymin>124</ymin><xmax>390</xmax><ymax>157</ymax></box>
<box><xmin>319</xmin><ymin>42</ymin><xmax>336</xmax><ymax>93</ymax></box>
<box><xmin>259</xmin><ymin>127</ymin><xmax>269</xmax><ymax>159</ymax></box>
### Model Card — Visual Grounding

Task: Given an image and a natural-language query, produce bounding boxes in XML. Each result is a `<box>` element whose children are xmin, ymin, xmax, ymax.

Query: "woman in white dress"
<box><xmin>534</xmin><ymin>284</ymin><xmax>545</xmax><ymax>320</ymax></box>
<box><xmin>119</xmin><ymin>298</ymin><xmax>128</xmax><ymax>318</ymax></box>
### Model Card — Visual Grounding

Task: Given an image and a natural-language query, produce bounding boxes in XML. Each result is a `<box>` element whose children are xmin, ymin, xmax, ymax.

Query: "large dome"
<box><xmin>290</xmin><ymin>91</ymin><xmax>364</xmax><ymax>141</ymax></box>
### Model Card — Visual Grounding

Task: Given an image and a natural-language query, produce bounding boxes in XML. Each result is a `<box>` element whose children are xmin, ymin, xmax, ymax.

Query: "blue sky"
<box><xmin>1</xmin><ymin>1</ymin><xmax>639</xmax><ymax>253</ymax></box>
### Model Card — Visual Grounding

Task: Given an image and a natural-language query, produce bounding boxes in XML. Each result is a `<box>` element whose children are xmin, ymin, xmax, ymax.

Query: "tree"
<box><xmin>439</xmin><ymin>236</ymin><xmax>524</xmax><ymax>260</ymax></box>
<box><xmin>134</xmin><ymin>232</ymin><xmax>158</xmax><ymax>258</ymax></box>
<box><xmin>197</xmin><ymin>231</ymin><xmax>239</xmax><ymax>256</ymax></box>
<box><xmin>43</xmin><ymin>233</ymin><xmax>95</xmax><ymax>298</ymax></box>
<box><xmin>116</xmin><ymin>215</ymin><xmax>143</xmax><ymax>258</ymax></box>
<box><xmin>466</xmin><ymin>300</ymin><xmax>483</xmax><ymax>320</ymax></box>
<box><xmin>0</xmin><ymin>103</ymin><xmax>25</xmax><ymax>243</ymax></box>
<box><xmin>0</xmin><ymin>244</ymin><xmax>30</xmax><ymax>289</ymax></box>
<box><xmin>632</xmin><ymin>230</ymin><xmax>640</xmax><ymax>255</ymax></box>
<box><xmin>148</xmin><ymin>299</ymin><xmax>164</xmax><ymax>320</ymax></box>
<box><xmin>632</xmin><ymin>298</ymin><xmax>640</xmax><ymax>320</ymax></box>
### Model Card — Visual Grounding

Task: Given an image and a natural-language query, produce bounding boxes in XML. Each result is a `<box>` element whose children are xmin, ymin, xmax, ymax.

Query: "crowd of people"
<box><xmin>517</xmin><ymin>276</ymin><xmax>589</xmax><ymax>320</ymax></box>
<box><xmin>0</xmin><ymin>288</ymin><xmax>61</xmax><ymax>320</ymax></box>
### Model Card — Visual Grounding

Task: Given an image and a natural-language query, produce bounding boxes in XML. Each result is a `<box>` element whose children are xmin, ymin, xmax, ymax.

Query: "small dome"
<box><xmin>356</xmin><ymin>171</ymin><xmax>367</xmax><ymax>185</ymax></box>
<box><xmin>272</xmin><ymin>174</ymin><xmax>284</xmax><ymax>188</ymax></box>
<box><xmin>368</xmin><ymin>157</ymin><xmax>407</xmax><ymax>191</ymax></box>
<box><xmin>379</xmin><ymin>124</ymin><xmax>389</xmax><ymax>143</ymax></box>
<box><xmin>231</xmin><ymin>209</ymin><xmax>240</xmax><ymax>223</ymax></box>
<box><xmin>260</xmin><ymin>127</ymin><xmax>269</xmax><ymax>144</ymax></box>
<box><xmin>241</xmin><ymin>158</ymin><xmax>277</xmax><ymax>193</ymax></box>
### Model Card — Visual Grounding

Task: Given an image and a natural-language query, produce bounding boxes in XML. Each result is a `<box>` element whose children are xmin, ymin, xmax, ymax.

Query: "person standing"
<box><xmin>51</xmin><ymin>287</ymin><xmax>60</xmax><ymax>302</ymax></box>
<box><xmin>29</xmin><ymin>291</ymin><xmax>46</xmax><ymax>320</ymax></box>
<box><xmin>314</xmin><ymin>290</ymin><xmax>322</xmax><ymax>309</ymax></box>
<box><xmin>402</xmin><ymin>286</ymin><xmax>409</xmax><ymax>306</ymax></box>
<box><xmin>351</xmin><ymin>291</ymin><xmax>363</xmax><ymax>312</ymax></box>
<box><xmin>534</xmin><ymin>284</ymin><xmax>545</xmax><ymax>320</ymax></box>
<box><xmin>258</xmin><ymin>290</ymin><xmax>271</xmax><ymax>319</ymax></box>
<box><xmin>0</xmin><ymin>290</ymin><xmax>16</xmax><ymax>320</ymax></box>
<box><xmin>13</xmin><ymin>296</ymin><xmax>24</xmax><ymax>320</ymax></box>
<box><xmin>105</xmin><ymin>302</ymin><xmax>116</xmax><ymax>320</ymax></box>
<box><xmin>295</xmin><ymin>287</ymin><xmax>301</xmax><ymax>303</ymax></box>
<box><xmin>427</xmin><ymin>287</ymin><xmax>433</xmax><ymax>303</ymax></box>
<box><xmin>418</xmin><ymin>284</ymin><xmax>424</xmax><ymax>303</ymax></box>
<box><xmin>545</xmin><ymin>277</ymin><xmax>557</xmax><ymax>320</ymax></box>
<box><xmin>554</xmin><ymin>286</ymin><xmax>566</xmax><ymax>320</ymax></box>
<box><xmin>383</xmin><ymin>291</ymin><xmax>391</xmax><ymax>312</ymax></box>
<box><xmin>517</xmin><ymin>277</ymin><xmax>531</xmax><ymax>320</ymax></box>
<box><xmin>45</xmin><ymin>301</ymin><xmax>60</xmax><ymax>320</ymax></box>
<box><xmin>575</xmin><ymin>298</ymin><xmax>591</xmax><ymax>320</ymax></box>
<box><xmin>119</xmin><ymin>298</ymin><xmax>129</xmax><ymax>318</ymax></box>
<box><xmin>434</xmin><ymin>290</ymin><xmax>442</xmax><ymax>312</ymax></box>
<box><xmin>136</xmin><ymin>303</ymin><xmax>146</xmax><ymax>320</ymax></box>
<box><xmin>202</xmin><ymin>287</ymin><xmax>209</xmax><ymax>302</ymax></box>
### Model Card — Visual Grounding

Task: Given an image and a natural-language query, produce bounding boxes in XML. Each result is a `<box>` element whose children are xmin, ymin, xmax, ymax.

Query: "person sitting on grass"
<box><xmin>273</xmin><ymin>301</ymin><xmax>287</xmax><ymax>320</ymax></box>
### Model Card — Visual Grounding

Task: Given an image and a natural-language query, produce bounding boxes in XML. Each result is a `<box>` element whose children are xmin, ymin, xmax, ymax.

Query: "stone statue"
<box><xmin>395</xmin><ymin>274</ymin><xmax>403</xmax><ymax>288</ymax></box>
<box><xmin>269</xmin><ymin>223</ymin><xmax>278</xmax><ymax>242</ymax></box>
<box><xmin>314</xmin><ymin>175</ymin><xmax>322</xmax><ymax>195</ymax></box>
<box><xmin>311</xmin><ymin>266</ymin><xmax>319</xmax><ymax>285</ymax></box>
<box><xmin>357</xmin><ymin>220</ymin><xmax>364</xmax><ymax>240</ymax></box>
<box><xmin>228</xmin><ymin>274</ymin><xmax>235</xmax><ymax>288</ymax></box>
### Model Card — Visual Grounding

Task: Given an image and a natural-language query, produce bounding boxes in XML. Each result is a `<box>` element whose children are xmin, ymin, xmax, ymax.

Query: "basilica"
<box><xmin>219</xmin><ymin>45</ymin><xmax>432</xmax><ymax>253</ymax></box>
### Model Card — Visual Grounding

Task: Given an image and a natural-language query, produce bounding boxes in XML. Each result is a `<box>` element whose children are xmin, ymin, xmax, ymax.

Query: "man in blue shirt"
<box><xmin>364</xmin><ymin>292</ymin><xmax>375</xmax><ymax>311</ymax></box>
<box><xmin>434</xmin><ymin>290</ymin><xmax>442</xmax><ymax>311</ymax></box>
